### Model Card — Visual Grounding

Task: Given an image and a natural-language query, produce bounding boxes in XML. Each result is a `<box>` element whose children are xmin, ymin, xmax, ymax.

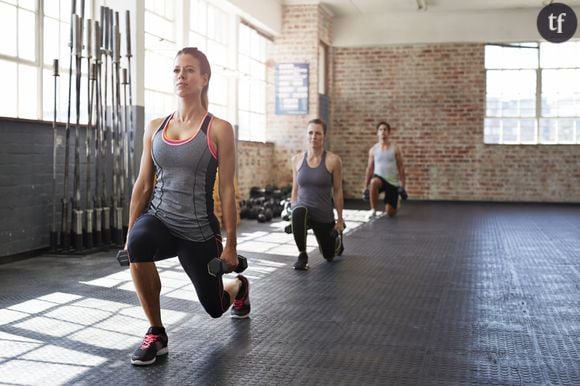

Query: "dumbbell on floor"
<box><xmin>207</xmin><ymin>255</ymin><xmax>248</xmax><ymax>277</ymax></box>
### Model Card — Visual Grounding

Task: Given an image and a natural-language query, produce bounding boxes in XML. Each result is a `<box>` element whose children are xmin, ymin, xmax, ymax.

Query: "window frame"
<box><xmin>484</xmin><ymin>41</ymin><xmax>580</xmax><ymax>145</ymax></box>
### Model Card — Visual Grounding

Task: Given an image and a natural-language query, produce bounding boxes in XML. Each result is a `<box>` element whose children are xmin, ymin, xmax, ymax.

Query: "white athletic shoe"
<box><xmin>366</xmin><ymin>209</ymin><xmax>385</xmax><ymax>220</ymax></box>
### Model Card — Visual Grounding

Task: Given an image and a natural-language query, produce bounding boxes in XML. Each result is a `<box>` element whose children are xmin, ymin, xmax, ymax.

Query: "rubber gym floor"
<box><xmin>0</xmin><ymin>201</ymin><xmax>579</xmax><ymax>386</ymax></box>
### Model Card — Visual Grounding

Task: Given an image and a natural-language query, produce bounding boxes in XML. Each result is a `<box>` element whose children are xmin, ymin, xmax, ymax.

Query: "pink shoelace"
<box><xmin>233</xmin><ymin>297</ymin><xmax>245</xmax><ymax>308</ymax></box>
<box><xmin>140</xmin><ymin>334</ymin><xmax>161</xmax><ymax>349</ymax></box>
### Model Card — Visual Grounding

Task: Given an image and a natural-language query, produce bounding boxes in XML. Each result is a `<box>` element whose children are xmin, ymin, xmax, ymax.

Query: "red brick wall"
<box><xmin>237</xmin><ymin>141</ymin><xmax>275</xmax><ymax>200</ymax></box>
<box><xmin>332</xmin><ymin>44</ymin><xmax>580</xmax><ymax>202</ymax></box>
<box><xmin>265</xmin><ymin>5</ymin><xmax>330</xmax><ymax>186</ymax></box>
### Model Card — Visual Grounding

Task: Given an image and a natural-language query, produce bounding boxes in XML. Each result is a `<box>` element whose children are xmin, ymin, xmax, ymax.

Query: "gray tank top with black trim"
<box><xmin>295</xmin><ymin>151</ymin><xmax>334</xmax><ymax>223</ymax></box>
<box><xmin>147</xmin><ymin>113</ymin><xmax>221</xmax><ymax>242</ymax></box>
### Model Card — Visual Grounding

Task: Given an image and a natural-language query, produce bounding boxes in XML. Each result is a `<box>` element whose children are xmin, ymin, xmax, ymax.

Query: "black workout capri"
<box><xmin>127</xmin><ymin>213</ymin><xmax>230</xmax><ymax>318</ymax></box>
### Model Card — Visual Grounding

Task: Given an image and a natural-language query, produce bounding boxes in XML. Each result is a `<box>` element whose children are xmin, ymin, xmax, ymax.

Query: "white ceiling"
<box><xmin>280</xmin><ymin>0</ymin><xmax>580</xmax><ymax>46</ymax></box>
<box><xmin>284</xmin><ymin>0</ymin><xmax>580</xmax><ymax>17</ymax></box>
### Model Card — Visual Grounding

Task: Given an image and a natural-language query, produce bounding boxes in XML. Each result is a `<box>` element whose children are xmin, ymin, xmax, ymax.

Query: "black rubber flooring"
<box><xmin>0</xmin><ymin>201</ymin><xmax>579</xmax><ymax>385</ymax></box>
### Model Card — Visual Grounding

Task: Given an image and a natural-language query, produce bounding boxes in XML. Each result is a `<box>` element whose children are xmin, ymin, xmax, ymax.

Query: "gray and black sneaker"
<box><xmin>131</xmin><ymin>327</ymin><xmax>168</xmax><ymax>366</ymax></box>
<box><xmin>293</xmin><ymin>251</ymin><xmax>309</xmax><ymax>270</ymax></box>
<box><xmin>231</xmin><ymin>275</ymin><xmax>251</xmax><ymax>319</ymax></box>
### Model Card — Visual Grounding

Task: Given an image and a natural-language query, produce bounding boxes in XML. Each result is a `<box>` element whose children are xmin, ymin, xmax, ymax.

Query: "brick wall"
<box><xmin>266</xmin><ymin>5</ymin><xmax>331</xmax><ymax>185</ymax></box>
<box><xmin>332</xmin><ymin>44</ymin><xmax>580</xmax><ymax>202</ymax></box>
<box><xmin>237</xmin><ymin>140</ymin><xmax>275</xmax><ymax>199</ymax></box>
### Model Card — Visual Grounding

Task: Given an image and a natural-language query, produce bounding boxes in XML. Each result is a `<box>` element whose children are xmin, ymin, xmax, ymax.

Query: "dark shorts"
<box><xmin>373</xmin><ymin>174</ymin><xmax>399</xmax><ymax>209</ymax></box>
<box><xmin>127</xmin><ymin>214</ymin><xmax>229</xmax><ymax>318</ymax></box>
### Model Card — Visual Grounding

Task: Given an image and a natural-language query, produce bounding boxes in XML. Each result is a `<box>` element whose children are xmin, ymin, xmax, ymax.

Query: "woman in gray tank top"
<box><xmin>290</xmin><ymin>118</ymin><xmax>346</xmax><ymax>270</ymax></box>
<box><xmin>123</xmin><ymin>48</ymin><xmax>250</xmax><ymax>366</ymax></box>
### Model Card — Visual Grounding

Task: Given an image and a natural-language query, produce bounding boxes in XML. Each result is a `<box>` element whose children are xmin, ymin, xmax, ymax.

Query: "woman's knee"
<box><xmin>199</xmin><ymin>297</ymin><xmax>227</xmax><ymax>318</ymax></box>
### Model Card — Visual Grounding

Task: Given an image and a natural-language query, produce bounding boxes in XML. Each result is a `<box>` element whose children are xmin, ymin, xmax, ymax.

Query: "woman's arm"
<box><xmin>329</xmin><ymin>153</ymin><xmax>345</xmax><ymax>232</ymax></box>
<box><xmin>125</xmin><ymin>119</ymin><xmax>159</xmax><ymax>245</ymax></box>
<box><xmin>211</xmin><ymin>118</ymin><xmax>238</xmax><ymax>269</ymax></box>
<box><xmin>290</xmin><ymin>154</ymin><xmax>299</xmax><ymax>206</ymax></box>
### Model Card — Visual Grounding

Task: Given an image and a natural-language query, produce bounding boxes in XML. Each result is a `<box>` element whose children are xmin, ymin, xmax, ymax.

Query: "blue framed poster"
<box><xmin>275</xmin><ymin>63</ymin><xmax>309</xmax><ymax>115</ymax></box>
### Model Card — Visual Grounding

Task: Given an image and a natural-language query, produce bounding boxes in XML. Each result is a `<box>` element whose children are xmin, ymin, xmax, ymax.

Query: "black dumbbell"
<box><xmin>207</xmin><ymin>255</ymin><xmax>248</xmax><ymax>277</ymax></box>
<box><xmin>116</xmin><ymin>249</ymin><xmax>129</xmax><ymax>266</ymax></box>
<box><xmin>398</xmin><ymin>187</ymin><xmax>408</xmax><ymax>200</ymax></box>
<box><xmin>362</xmin><ymin>188</ymin><xmax>370</xmax><ymax>201</ymax></box>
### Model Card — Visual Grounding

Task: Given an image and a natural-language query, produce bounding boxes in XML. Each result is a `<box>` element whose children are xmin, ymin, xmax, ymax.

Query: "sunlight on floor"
<box><xmin>0</xmin><ymin>209</ymin><xmax>373</xmax><ymax>385</ymax></box>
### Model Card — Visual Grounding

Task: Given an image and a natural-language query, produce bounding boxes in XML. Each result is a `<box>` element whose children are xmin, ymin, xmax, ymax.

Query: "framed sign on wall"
<box><xmin>275</xmin><ymin>63</ymin><xmax>309</xmax><ymax>115</ymax></box>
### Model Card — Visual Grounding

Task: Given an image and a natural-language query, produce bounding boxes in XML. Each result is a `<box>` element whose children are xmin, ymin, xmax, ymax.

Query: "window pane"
<box><xmin>238</xmin><ymin>55</ymin><xmax>250</xmax><ymax>76</ymax></box>
<box><xmin>251</xmin><ymin>59</ymin><xmax>265</xmax><ymax>81</ymax></box>
<box><xmin>0</xmin><ymin>59</ymin><xmax>17</xmax><ymax>116</ymax></box>
<box><xmin>484</xmin><ymin>118</ymin><xmax>501</xmax><ymax>144</ymax></box>
<box><xmin>0</xmin><ymin>2</ymin><xmax>17</xmax><ymax>56</ymax></box>
<box><xmin>540</xmin><ymin>41</ymin><xmax>580</xmax><ymax>68</ymax></box>
<box><xmin>239</xmin><ymin>24</ymin><xmax>250</xmax><ymax>56</ymax></box>
<box><xmin>43</xmin><ymin>68</ymin><xmax>60</xmax><ymax>121</ymax></box>
<box><xmin>238</xmin><ymin>78</ymin><xmax>250</xmax><ymax>110</ymax></box>
<box><xmin>542</xmin><ymin>69</ymin><xmax>580</xmax><ymax>117</ymax></box>
<box><xmin>18</xmin><ymin>8</ymin><xmax>35</xmax><ymax>61</ymax></box>
<box><xmin>145</xmin><ymin>11</ymin><xmax>174</xmax><ymax>41</ymax></box>
<box><xmin>209</xmin><ymin>73</ymin><xmax>227</xmax><ymax>106</ymax></box>
<box><xmin>18</xmin><ymin>64</ymin><xmax>37</xmax><ymax>118</ymax></box>
<box><xmin>484</xmin><ymin>44</ymin><xmax>537</xmax><ymax>69</ymax></box>
<box><xmin>557</xmin><ymin>118</ymin><xmax>575</xmax><ymax>143</ymax></box>
<box><xmin>144</xmin><ymin>50</ymin><xmax>173</xmax><ymax>93</ymax></box>
<box><xmin>486</xmin><ymin>70</ymin><xmax>536</xmax><ymax>117</ymax></box>
<box><xmin>59</xmin><ymin>21</ymin><xmax>71</xmax><ymax>70</ymax></box>
<box><xmin>188</xmin><ymin>31</ymin><xmax>207</xmax><ymax>51</ymax></box>
<box><xmin>238</xmin><ymin>110</ymin><xmax>250</xmax><ymax>141</ymax></box>
<box><xmin>502</xmin><ymin>121</ymin><xmax>518</xmax><ymax>144</ymax></box>
<box><xmin>519</xmin><ymin>119</ymin><xmax>537</xmax><ymax>144</ymax></box>
<box><xmin>59</xmin><ymin>0</ymin><xmax>70</xmax><ymax>22</ymax></box>
<box><xmin>190</xmin><ymin>0</ymin><xmax>207</xmax><ymax>34</ymax></box>
<box><xmin>539</xmin><ymin>118</ymin><xmax>557</xmax><ymax>143</ymax></box>
<box><xmin>209</xmin><ymin>103</ymin><xmax>226</xmax><ymax>120</ymax></box>
<box><xmin>19</xmin><ymin>0</ymin><xmax>35</xmax><ymax>11</ymax></box>
<box><xmin>44</xmin><ymin>0</ymin><xmax>59</xmax><ymax>19</ymax></box>
<box><xmin>44</xmin><ymin>17</ymin><xmax>59</xmax><ymax>65</ymax></box>
<box><xmin>207</xmin><ymin>40</ymin><xmax>226</xmax><ymax>67</ymax></box>
<box><xmin>207</xmin><ymin>5</ymin><xmax>226</xmax><ymax>43</ymax></box>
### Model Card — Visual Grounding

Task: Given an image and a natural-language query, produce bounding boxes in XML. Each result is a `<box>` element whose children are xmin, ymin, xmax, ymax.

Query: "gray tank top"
<box><xmin>147</xmin><ymin>113</ymin><xmax>221</xmax><ymax>241</ymax></box>
<box><xmin>295</xmin><ymin>151</ymin><xmax>334</xmax><ymax>223</ymax></box>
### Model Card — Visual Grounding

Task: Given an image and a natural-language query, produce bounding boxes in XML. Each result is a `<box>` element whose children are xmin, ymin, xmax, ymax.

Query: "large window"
<box><xmin>144</xmin><ymin>0</ymin><xmax>176</xmax><ymax>123</ymax></box>
<box><xmin>237</xmin><ymin>22</ymin><xmax>268</xmax><ymax>142</ymax></box>
<box><xmin>189</xmin><ymin>0</ymin><xmax>230</xmax><ymax>120</ymax></box>
<box><xmin>0</xmin><ymin>0</ymin><xmax>38</xmax><ymax>119</ymax></box>
<box><xmin>485</xmin><ymin>42</ymin><xmax>580</xmax><ymax>144</ymax></box>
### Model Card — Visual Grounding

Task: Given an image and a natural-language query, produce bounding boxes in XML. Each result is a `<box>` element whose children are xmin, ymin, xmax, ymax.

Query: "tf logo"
<box><xmin>537</xmin><ymin>2</ymin><xmax>578</xmax><ymax>43</ymax></box>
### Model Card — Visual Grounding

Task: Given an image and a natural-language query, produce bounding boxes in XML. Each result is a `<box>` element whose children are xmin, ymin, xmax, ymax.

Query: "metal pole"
<box><xmin>85</xmin><ymin>18</ymin><xmax>94</xmax><ymax>249</ymax></box>
<box><xmin>61</xmin><ymin>0</ymin><xmax>77</xmax><ymax>251</ymax></box>
<box><xmin>50</xmin><ymin>59</ymin><xmax>60</xmax><ymax>251</ymax></box>
<box><xmin>93</xmin><ymin>20</ymin><xmax>103</xmax><ymax>246</ymax></box>
<box><xmin>72</xmin><ymin>12</ymin><xmax>84</xmax><ymax>251</ymax></box>
<box><xmin>125</xmin><ymin>10</ymin><xmax>135</xmax><ymax>187</ymax></box>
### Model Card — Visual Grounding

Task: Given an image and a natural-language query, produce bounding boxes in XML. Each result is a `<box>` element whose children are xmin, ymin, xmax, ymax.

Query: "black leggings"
<box><xmin>127</xmin><ymin>214</ymin><xmax>229</xmax><ymax>318</ymax></box>
<box><xmin>291</xmin><ymin>206</ymin><xmax>337</xmax><ymax>260</ymax></box>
